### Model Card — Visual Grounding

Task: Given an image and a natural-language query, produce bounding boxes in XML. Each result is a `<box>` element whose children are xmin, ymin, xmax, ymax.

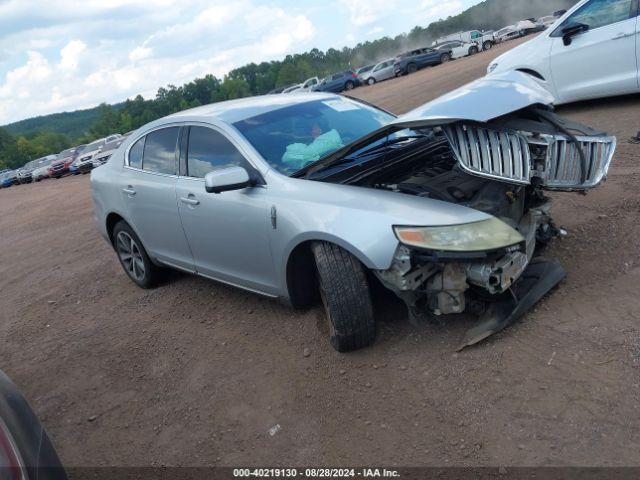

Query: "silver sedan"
<box><xmin>362</xmin><ymin>58</ymin><xmax>396</xmax><ymax>85</ymax></box>
<box><xmin>91</xmin><ymin>71</ymin><xmax>615</xmax><ymax>352</ymax></box>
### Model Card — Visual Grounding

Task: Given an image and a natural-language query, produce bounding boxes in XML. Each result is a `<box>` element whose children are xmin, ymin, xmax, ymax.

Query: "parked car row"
<box><xmin>494</xmin><ymin>10</ymin><xmax>566</xmax><ymax>44</ymax></box>
<box><xmin>271</xmin><ymin>27</ymin><xmax>504</xmax><ymax>95</ymax></box>
<box><xmin>0</xmin><ymin>132</ymin><xmax>129</xmax><ymax>189</ymax></box>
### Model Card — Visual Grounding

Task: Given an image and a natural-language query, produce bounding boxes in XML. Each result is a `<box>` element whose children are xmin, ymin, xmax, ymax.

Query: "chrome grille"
<box><xmin>544</xmin><ymin>136</ymin><xmax>616</xmax><ymax>189</ymax></box>
<box><xmin>443</xmin><ymin>124</ymin><xmax>531</xmax><ymax>185</ymax></box>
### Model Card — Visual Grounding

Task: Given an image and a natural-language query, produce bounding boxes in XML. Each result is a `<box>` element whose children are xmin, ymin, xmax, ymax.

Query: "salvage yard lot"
<box><xmin>1</xmin><ymin>38</ymin><xmax>640</xmax><ymax>467</ymax></box>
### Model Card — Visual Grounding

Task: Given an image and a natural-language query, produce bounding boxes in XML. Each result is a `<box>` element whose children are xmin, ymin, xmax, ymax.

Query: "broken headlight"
<box><xmin>394</xmin><ymin>217</ymin><xmax>524</xmax><ymax>252</ymax></box>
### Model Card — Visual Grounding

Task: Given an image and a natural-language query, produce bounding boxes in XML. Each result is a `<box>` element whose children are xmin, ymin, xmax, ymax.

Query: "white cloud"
<box><xmin>59</xmin><ymin>40</ymin><xmax>87</xmax><ymax>71</ymax></box>
<box><xmin>418</xmin><ymin>0</ymin><xmax>464</xmax><ymax>19</ymax></box>
<box><xmin>339</xmin><ymin>0</ymin><xmax>399</xmax><ymax>27</ymax></box>
<box><xmin>129</xmin><ymin>46</ymin><xmax>152</xmax><ymax>62</ymax></box>
<box><xmin>0</xmin><ymin>0</ymin><xmax>317</xmax><ymax>124</ymax></box>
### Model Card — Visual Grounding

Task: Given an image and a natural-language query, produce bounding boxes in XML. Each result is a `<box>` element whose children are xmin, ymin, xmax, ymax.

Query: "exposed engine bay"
<box><xmin>326</xmin><ymin>107</ymin><xmax>616</xmax><ymax>348</ymax></box>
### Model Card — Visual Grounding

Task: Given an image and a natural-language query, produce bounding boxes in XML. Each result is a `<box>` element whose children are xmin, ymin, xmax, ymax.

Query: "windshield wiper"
<box><xmin>299</xmin><ymin>133</ymin><xmax>429</xmax><ymax>178</ymax></box>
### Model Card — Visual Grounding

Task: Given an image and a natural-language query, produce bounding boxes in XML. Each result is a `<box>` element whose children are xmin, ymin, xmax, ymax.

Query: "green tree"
<box><xmin>90</xmin><ymin>103</ymin><xmax>122</xmax><ymax>138</ymax></box>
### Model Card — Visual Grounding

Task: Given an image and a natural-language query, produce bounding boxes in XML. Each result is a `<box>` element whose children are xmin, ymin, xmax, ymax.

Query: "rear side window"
<box><xmin>187</xmin><ymin>127</ymin><xmax>250</xmax><ymax>178</ymax></box>
<box><xmin>142</xmin><ymin>127</ymin><xmax>179</xmax><ymax>174</ymax></box>
<box><xmin>128</xmin><ymin>136</ymin><xmax>145</xmax><ymax>169</ymax></box>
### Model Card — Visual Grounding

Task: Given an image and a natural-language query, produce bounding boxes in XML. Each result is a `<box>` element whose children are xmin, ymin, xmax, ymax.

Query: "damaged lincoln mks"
<box><xmin>91</xmin><ymin>71</ymin><xmax>616</xmax><ymax>352</ymax></box>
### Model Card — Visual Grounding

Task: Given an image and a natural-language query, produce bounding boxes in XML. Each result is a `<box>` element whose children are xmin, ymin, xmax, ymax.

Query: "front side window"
<box><xmin>142</xmin><ymin>127</ymin><xmax>179</xmax><ymax>174</ymax></box>
<box><xmin>560</xmin><ymin>0</ymin><xmax>633</xmax><ymax>30</ymax></box>
<box><xmin>128</xmin><ymin>136</ymin><xmax>145</xmax><ymax>169</ymax></box>
<box><xmin>186</xmin><ymin>127</ymin><xmax>249</xmax><ymax>178</ymax></box>
<box><xmin>233</xmin><ymin>98</ymin><xmax>394</xmax><ymax>175</ymax></box>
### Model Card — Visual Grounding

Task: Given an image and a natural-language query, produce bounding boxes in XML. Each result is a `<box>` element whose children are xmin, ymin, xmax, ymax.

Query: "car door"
<box><xmin>175</xmin><ymin>125</ymin><xmax>277</xmax><ymax>295</ymax></box>
<box><xmin>329</xmin><ymin>73</ymin><xmax>344</xmax><ymax>92</ymax></box>
<box><xmin>449</xmin><ymin>42</ymin><xmax>464</xmax><ymax>58</ymax></box>
<box><xmin>548</xmin><ymin>0</ymin><xmax>639</xmax><ymax>103</ymax></box>
<box><xmin>121</xmin><ymin>126</ymin><xmax>195</xmax><ymax>271</ymax></box>
<box><xmin>378</xmin><ymin>61</ymin><xmax>394</xmax><ymax>81</ymax></box>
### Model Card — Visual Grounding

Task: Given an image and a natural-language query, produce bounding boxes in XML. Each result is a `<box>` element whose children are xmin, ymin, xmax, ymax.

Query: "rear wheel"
<box><xmin>112</xmin><ymin>220</ymin><xmax>161</xmax><ymax>288</ymax></box>
<box><xmin>483</xmin><ymin>40</ymin><xmax>493</xmax><ymax>50</ymax></box>
<box><xmin>407</xmin><ymin>63</ymin><xmax>418</xmax><ymax>74</ymax></box>
<box><xmin>367</xmin><ymin>77</ymin><xmax>376</xmax><ymax>85</ymax></box>
<box><xmin>344</xmin><ymin>80</ymin><xmax>355</xmax><ymax>91</ymax></box>
<box><xmin>440</xmin><ymin>53</ymin><xmax>451</xmax><ymax>63</ymax></box>
<box><xmin>312</xmin><ymin>242</ymin><xmax>376</xmax><ymax>352</ymax></box>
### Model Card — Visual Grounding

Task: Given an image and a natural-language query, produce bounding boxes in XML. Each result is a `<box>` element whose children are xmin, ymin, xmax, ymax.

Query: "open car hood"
<box><xmin>390</xmin><ymin>70</ymin><xmax>555</xmax><ymax>128</ymax></box>
<box><xmin>299</xmin><ymin>71</ymin><xmax>555</xmax><ymax>179</ymax></box>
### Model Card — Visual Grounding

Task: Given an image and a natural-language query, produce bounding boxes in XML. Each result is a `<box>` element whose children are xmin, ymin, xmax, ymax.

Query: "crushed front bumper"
<box><xmin>458</xmin><ymin>258</ymin><xmax>565</xmax><ymax>350</ymax></box>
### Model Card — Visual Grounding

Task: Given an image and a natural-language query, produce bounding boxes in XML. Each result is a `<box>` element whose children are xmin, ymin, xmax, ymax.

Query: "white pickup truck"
<box><xmin>434</xmin><ymin>30</ymin><xmax>496</xmax><ymax>51</ymax></box>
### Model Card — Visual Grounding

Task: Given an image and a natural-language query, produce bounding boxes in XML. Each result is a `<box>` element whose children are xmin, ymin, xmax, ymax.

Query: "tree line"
<box><xmin>0</xmin><ymin>0</ymin><xmax>576</xmax><ymax>171</ymax></box>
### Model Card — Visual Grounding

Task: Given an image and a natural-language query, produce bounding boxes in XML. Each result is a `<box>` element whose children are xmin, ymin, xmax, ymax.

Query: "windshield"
<box><xmin>233</xmin><ymin>98</ymin><xmax>394</xmax><ymax>175</ymax></box>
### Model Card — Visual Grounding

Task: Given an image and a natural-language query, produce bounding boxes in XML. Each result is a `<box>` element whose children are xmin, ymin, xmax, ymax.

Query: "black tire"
<box><xmin>112</xmin><ymin>220</ymin><xmax>161</xmax><ymax>288</ymax></box>
<box><xmin>440</xmin><ymin>53</ymin><xmax>451</xmax><ymax>63</ymax></box>
<box><xmin>344</xmin><ymin>80</ymin><xmax>355</xmax><ymax>91</ymax></box>
<box><xmin>407</xmin><ymin>63</ymin><xmax>418</xmax><ymax>74</ymax></box>
<box><xmin>483</xmin><ymin>41</ymin><xmax>493</xmax><ymax>51</ymax></box>
<box><xmin>367</xmin><ymin>77</ymin><xmax>376</xmax><ymax>85</ymax></box>
<box><xmin>312</xmin><ymin>242</ymin><xmax>376</xmax><ymax>352</ymax></box>
<box><xmin>469</xmin><ymin>46</ymin><xmax>479</xmax><ymax>55</ymax></box>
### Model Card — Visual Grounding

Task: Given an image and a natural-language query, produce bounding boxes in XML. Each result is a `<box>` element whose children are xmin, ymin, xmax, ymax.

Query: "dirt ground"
<box><xmin>1</xmin><ymin>37</ymin><xmax>640</xmax><ymax>468</ymax></box>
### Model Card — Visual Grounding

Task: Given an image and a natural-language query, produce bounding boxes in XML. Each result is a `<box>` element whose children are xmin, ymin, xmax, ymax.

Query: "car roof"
<box><xmin>164</xmin><ymin>92</ymin><xmax>341</xmax><ymax>124</ymax></box>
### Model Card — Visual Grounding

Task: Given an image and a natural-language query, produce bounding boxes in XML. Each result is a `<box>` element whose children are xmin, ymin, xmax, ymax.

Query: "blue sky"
<box><xmin>0</xmin><ymin>0</ymin><xmax>481</xmax><ymax>124</ymax></box>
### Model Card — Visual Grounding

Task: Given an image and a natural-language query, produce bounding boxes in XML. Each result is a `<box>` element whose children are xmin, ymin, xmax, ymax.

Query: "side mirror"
<box><xmin>562</xmin><ymin>23</ymin><xmax>588</xmax><ymax>46</ymax></box>
<box><xmin>205</xmin><ymin>166</ymin><xmax>253</xmax><ymax>194</ymax></box>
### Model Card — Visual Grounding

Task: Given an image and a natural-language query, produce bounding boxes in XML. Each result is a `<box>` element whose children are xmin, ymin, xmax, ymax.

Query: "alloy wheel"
<box><xmin>116</xmin><ymin>231</ymin><xmax>146</xmax><ymax>282</ymax></box>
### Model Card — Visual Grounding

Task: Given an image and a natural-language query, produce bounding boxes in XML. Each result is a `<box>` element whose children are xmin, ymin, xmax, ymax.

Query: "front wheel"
<box><xmin>407</xmin><ymin>63</ymin><xmax>418</xmax><ymax>74</ymax></box>
<box><xmin>367</xmin><ymin>77</ymin><xmax>376</xmax><ymax>85</ymax></box>
<box><xmin>469</xmin><ymin>46</ymin><xmax>479</xmax><ymax>55</ymax></box>
<box><xmin>112</xmin><ymin>221</ymin><xmax>161</xmax><ymax>288</ymax></box>
<box><xmin>312</xmin><ymin>242</ymin><xmax>376</xmax><ymax>352</ymax></box>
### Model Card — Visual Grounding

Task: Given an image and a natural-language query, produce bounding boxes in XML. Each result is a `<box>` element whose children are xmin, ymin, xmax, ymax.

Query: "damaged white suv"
<box><xmin>91</xmin><ymin>71</ymin><xmax>615</xmax><ymax>352</ymax></box>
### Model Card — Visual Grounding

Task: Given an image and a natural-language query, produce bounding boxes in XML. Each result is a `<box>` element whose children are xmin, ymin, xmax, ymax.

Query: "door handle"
<box><xmin>122</xmin><ymin>186</ymin><xmax>136</xmax><ymax>196</ymax></box>
<box><xmin>180</xmin><ymin>195</ymin><xmax>200</xmax><ymax>206</ymax></box>
<box><xmin>612</xmin><ymin>32</ymin><xmax>634</xmax><ymax>40</ymax></box>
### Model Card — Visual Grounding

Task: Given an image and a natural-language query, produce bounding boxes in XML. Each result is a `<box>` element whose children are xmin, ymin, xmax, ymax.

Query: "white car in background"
<box><xmin>435</xmin><ymin>40</ymin><xmax>480</xmax><ymax>59</ymax></box>
<box><xmin>495</xmin><ymin>25</ymin><xmax>520</xmax><ymax>42</ymax></box>
<box><xmin>32</xmin><ymin>155</ymin><xmax>58</xmax><ymax>182</ymax></box>
<box><xmin>282</xmin><ymin>84</ymin><xmax>303</xmax><ymax>94</ymax></box>
<box><xmin>538</xmin><ymin>15</ymin><xmax>560</xmax><ymax>27</ymax></box>
<box><xmin>488</xmin><ymin>0</ymin><xmax>640</xmax><ymax>104</ymax></box>
<box><xmin>92</xmin><ymin>134</ymin><xmax>130</xmax><ymax>167</ymax></box>
<box><xmin>297</xmin><ymin>76</ymin><xmax>321</xmax><ymax>92</ymax></box>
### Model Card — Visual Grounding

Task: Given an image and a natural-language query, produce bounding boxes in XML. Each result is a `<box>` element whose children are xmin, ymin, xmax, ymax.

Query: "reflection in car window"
<box><xmin>233</xmin><ymin>98</ymin><xmax>394</xmax><ymax>175</ymax></box>
<box><xmin>187</xmin><ymin>127</ymin><xmax>249</xmax><ymax>178</ymax></box>
<box><xmin>128</xmin><ymin>136</ymin><xmax>145</xmax><ymax>169</ymax></box>
<box><xmin>142</xmin><ymin>127</ymin><xmax>178</xmax><ymax>174</ymax></box>
<box><xmin>564</xmin><ymin>0</ymin><xmax>633</xmax><ymax>29</ymax></box>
